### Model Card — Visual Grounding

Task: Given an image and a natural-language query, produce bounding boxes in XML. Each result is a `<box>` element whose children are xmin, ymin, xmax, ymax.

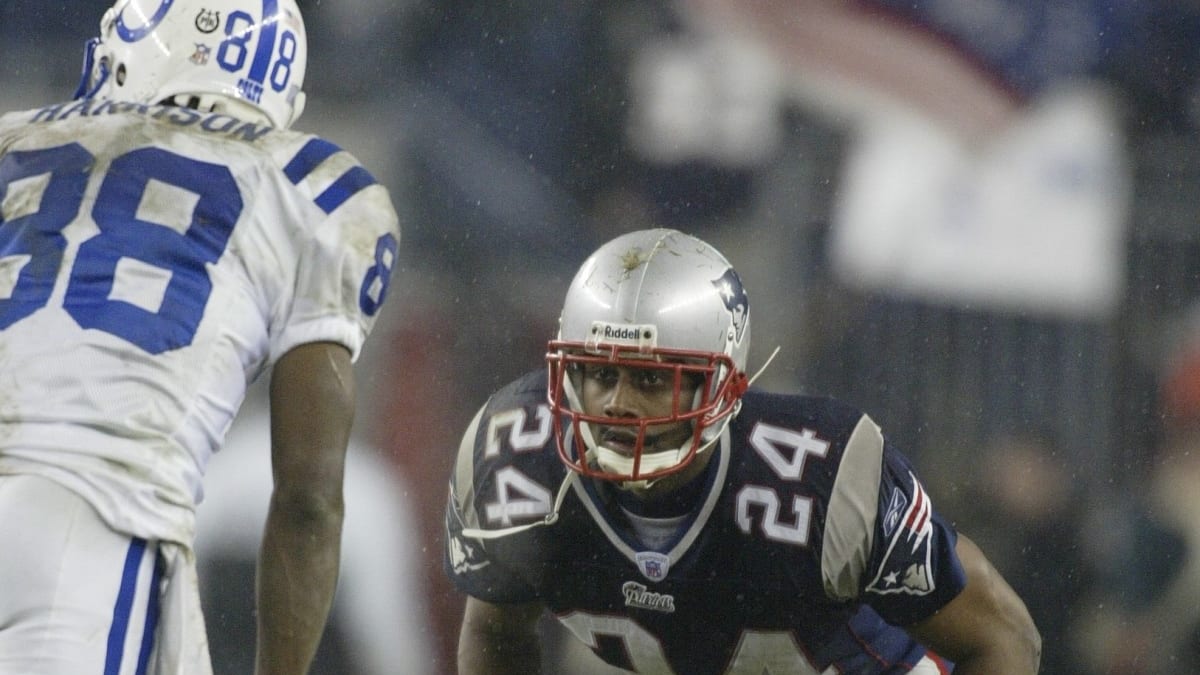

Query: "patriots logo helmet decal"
<box><xmin>711</xmin><ymin>267</ymin><xmax>749</xmax><ymax>344</ymax></box>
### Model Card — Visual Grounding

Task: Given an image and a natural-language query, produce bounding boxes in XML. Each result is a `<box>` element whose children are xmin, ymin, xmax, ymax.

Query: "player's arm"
<box><xmin>255</xmin><ymin>341</ymin><xmax>356</xmax><ymax>675</ymax></box>
<box><xmin>906</xmin><ymin>533</ymin><xmax>1041</xmax><ymax>674</ymax></box>
<box><xmin>458</xmin><ymin>596</ymin><xmax>545</xmax><ymax>675</ymax></box>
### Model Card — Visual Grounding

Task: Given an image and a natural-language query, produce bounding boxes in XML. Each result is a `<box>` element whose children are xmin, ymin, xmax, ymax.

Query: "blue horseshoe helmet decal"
<box><xmin>116</xmin><ymin>0</ymin><xmax>177</xmax><ymax>42</ymax></box>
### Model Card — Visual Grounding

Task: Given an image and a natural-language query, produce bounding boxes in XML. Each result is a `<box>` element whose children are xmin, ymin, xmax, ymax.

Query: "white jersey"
<box><xmin>0</xmin><ymin>99</ymin><xmax>400</xmax><ymax>546</ymax></box>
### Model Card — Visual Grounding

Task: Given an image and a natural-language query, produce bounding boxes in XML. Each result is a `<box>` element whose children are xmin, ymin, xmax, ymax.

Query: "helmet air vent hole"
<box><xmin>116</xmin><ymin>63</ymin><xmax>127</xmax><ymax>86</ymax></box>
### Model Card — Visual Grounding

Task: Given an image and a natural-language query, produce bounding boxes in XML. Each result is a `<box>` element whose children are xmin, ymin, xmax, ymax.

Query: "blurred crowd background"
<box><xmin>5</xmin><ymin>1</ymin><xmax>1200</xmax><ymax>673</ymax></box>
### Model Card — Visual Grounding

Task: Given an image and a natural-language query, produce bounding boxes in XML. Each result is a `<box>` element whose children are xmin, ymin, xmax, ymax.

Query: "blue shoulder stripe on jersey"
<box><xmin>284</xmin><ymin>138</ymin><xmax>379</xmax><ymax>214</ymax></box>
<box><xmin>315</xmin><ymin>166</ymin><xmax>377</xmax><ymax>214</ymax></box>
<box><xmin>284</xmin><ymin>138</ymin><xmax>340</xmax><ymax>182</ymax></box>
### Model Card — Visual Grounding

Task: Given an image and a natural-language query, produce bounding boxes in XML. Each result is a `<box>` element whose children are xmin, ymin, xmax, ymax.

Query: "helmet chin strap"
<box><xmin>592</xmin><ymin>444</ymin><xmax>684</xmax><ymax>489</ymax></box>
<box><xmin>591</xmin><ymin>425</ymin><xmax>726</xmax><ymax>491</ymax></box>
<box><xmin>74</xmin><ymin>38</ymin><xmax>108</xmax><ymax>100</ymax></box>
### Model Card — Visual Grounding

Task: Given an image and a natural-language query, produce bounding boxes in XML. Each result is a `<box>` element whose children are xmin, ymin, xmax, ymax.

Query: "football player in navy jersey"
<box><xmin>445</xmin><ymin>229</ymin><xmax>1039</xmax><ymax>674</ymax></box>
<box><xmin>0</xmin><ymin>1</ymin><xmax>400</xmax><ymax>674</ymax></box>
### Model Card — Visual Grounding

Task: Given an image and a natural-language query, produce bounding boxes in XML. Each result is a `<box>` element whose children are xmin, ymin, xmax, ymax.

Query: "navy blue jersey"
<box><xmin>445</xmin><ymin>370</ymin><xmax>966</xmax><ymax>674</ymax></box>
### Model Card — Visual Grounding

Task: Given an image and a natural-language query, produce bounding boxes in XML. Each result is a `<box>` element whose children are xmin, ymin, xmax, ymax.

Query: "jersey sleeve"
<box><xmin>818</xmin><ymin>413</ymin><xmax>967</xmax><ymax>627</ymax></box>
<box><xmin>860</xmin><ymin>445</ymin><xmax>967</xmax><ymax>626</ymax></box>
<box><xmin>444</xmin><ymin>492</ymin><xmax>540</xmax><ymax>604</ymax></box>
<box><xmin>267</xmin><ymin>136</ymin><xmax>401</xmax><ymax>363</ymax></box>
<box><xmin>442</xmin><ymin>388</ymin><xmax>550</xmax><ymax>604</ymax></box>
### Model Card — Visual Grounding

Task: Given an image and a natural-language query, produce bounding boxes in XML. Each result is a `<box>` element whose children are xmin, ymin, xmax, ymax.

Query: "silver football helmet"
<box><xmin>75</xmin><ymin>0</ymin><xmax>308</xmax><ymax>128</ymax></box>
<box><xmin>547</xmin><ymin>229</ymin><xmax>751</xmax><ymax>485</ymax></box>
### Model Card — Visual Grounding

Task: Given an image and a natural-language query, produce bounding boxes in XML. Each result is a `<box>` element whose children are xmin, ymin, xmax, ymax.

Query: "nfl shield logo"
<box><xmin>635</xmin><ymin>551</ymin><xmax>670</xmax><ymax>582</ymax></box>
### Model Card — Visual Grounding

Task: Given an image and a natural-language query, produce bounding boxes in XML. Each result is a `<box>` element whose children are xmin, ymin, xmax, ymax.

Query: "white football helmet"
<box><xmin>75</xmin><ymin>0</ymin><xmax>308</xmax><ymax>128</ymax></box>
<box><xmin>547</xmin><ymin>229</ymin><xmax>751</xmax><ymax>485</ymax></box>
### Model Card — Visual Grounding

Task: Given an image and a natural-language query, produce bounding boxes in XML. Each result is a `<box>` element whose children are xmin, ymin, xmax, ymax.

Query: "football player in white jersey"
<box><xmin>445</xmin><ymin>229</ymin><xmax>1040</xmax><ymax>674</ymax></box>
<box><xmin>0</xmin><ymin>2</ymin><xmax>401</xmax><ymax>674</ymax></box>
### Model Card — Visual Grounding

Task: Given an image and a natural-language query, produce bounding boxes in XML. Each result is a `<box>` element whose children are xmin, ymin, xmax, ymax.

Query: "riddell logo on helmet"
<box><xmin>604</xmin><ymin>325</ymin><xmax>642</xmax><ymax>340</ymax></box>
<box><xmin>586</xmin><ymin>322</ymin><xmax>656</xmax><ymax>350</ymax></box>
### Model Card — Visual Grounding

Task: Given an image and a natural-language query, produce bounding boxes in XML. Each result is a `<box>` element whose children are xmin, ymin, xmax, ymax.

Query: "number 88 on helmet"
<box><xmin>76</xmin><ymin>0</ymin><xmax>308</xmax><ymax>129</ymax></box>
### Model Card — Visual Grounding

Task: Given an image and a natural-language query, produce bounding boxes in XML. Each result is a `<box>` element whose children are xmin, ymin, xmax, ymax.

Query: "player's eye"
<box><xmin>583</xmin><ymin>365</ymin><xmax>619</xmax><ymax>384</ymax></box>
<box><xmin>633</xmin><ymin>368</ymin><xmax>668</xmax><ymax>389</ymax></box>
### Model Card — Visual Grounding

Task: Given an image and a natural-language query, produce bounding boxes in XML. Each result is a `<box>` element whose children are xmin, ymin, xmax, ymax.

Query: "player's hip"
<box><xmin>0</xmin><ymin>474</ymin><xmax>211</xmax><ymax>675</ymax></box>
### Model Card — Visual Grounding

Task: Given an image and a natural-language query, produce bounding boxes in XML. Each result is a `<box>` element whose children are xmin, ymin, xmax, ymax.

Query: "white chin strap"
<box><xmin>592</xmin><ymin>445</ymin><xmax>688</xmax><ymax>489</ymax></box>
<box><xmin>591</xmin><ymin>431</ymin><xmax>727</xmax><ymax>491</ymax></box>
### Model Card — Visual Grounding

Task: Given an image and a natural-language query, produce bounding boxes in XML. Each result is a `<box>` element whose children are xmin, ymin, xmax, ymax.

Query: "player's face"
<box><xmin>579</xmin><ymin>362</ymin><xmax>700</xmax><ymax>457</ymax></box>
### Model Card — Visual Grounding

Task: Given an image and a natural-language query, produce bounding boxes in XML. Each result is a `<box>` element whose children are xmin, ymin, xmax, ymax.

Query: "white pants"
<box><xmin>0</xmin><ymin>474</ymin><xmax>213</xmax><ymax>675</ymax></box>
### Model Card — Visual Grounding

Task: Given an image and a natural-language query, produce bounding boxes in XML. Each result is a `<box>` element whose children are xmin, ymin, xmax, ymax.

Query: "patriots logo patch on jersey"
<box><xmin>448</xmin><ymin>534</ymin><xmax>490</xmax><ymax>575</ymax></box>
<box><xmin>866</xmin><ymin>472</ymin><xmax>936</xmax><ymax>596</ymax></box>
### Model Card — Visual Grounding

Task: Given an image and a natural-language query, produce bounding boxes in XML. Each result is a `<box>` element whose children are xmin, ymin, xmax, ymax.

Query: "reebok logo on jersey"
<box><xmin>882</xmin><ymin>487</ymin><xmax>908</xmax><ymax>538</ymax></box>
<box><xmin>866</xmin><ymin>472</ymin><xmax>936</xmax><ymax>597</ymax></box>
<box><xmin>622</xmin><ymin>582</ymin><xmax>675</xmax><ymax>613</ymax></box>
